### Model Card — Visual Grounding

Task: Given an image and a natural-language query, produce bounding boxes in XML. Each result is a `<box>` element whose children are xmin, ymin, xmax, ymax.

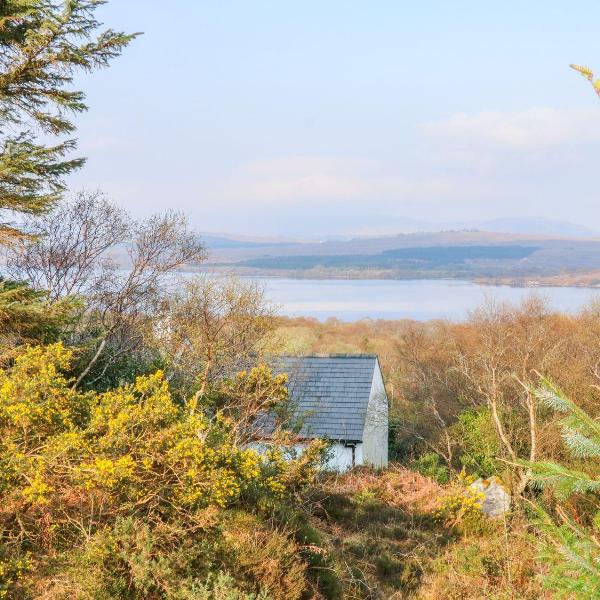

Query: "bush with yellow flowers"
<box><xmin>435</xmin><ymin>471</ymin><xmax>486</xmax><ymax>530</ymax></box>
<box><xmin>0</xmin><ymin>343</ymin><xmax>327</xmax><ymax>599</ymax></box>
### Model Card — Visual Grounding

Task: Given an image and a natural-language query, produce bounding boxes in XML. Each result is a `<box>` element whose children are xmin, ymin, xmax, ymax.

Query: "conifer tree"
<box><xmin>0</xmin><ymin>1</ymin><xmax>137</xmax><ymax>240</ymax></box>
<box><xmin>0</xmin><ymin>279</ymin><xmax>78</xmax><ymax>351</ymax></box>
<box><xmin>527</xmin><ymin>380</ymin><xmax>600</xmax><ymax>598</ymax></box>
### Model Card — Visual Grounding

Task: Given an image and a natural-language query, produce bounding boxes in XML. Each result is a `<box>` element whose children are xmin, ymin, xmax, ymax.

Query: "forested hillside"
<box><xmin>203</xmin><ymin>232</ymin><xmax>600</xmax><ymax>285</ymax></box>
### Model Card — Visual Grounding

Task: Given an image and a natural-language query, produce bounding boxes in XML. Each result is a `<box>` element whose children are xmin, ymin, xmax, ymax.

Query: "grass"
<box><xmin>304</xmin><ymin>466</ymin><xmax>548</xmax><ymax>599</ymax></box>
<box><xmin>305</xmin><ymin>467</ymin><xmax>449</xmax><ymax>598</ymax></box>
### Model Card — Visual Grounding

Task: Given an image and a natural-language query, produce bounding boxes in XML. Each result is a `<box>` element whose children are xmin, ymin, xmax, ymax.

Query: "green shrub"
<box><xmin>0</xmin><ymin>546</ymin><xmax>31</xmax><ymax>600</ymax></box>
<box><xmin>175</xmin><ymin>572</ymin><xmax>272</xmax><ymax>600</ymax></box>
<box><xmin>273</xmin><ymin>505</ymin><xmax>343</xmax><ymax>599</ymax></box>
<box><xmin>412</xmin><ymin>452</ymin><xmax>450</xmax><ymax>484</ymax></box>
<box><xmin>56</xmin><ymin>517</ymin><xmax>219</xmax><ymax>599</ymax></box>
<box><xmin>0</xmin><ymin>344</ymin><xmax>327</xmax><ymax>598</ymax></box>
<box><xmin>454</xmin><ymin>407</ymin><xmax>500</xmax><ymax>477</ymax></box>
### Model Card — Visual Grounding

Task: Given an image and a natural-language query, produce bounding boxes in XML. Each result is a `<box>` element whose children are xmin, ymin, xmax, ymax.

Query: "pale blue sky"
<box><xmin>69</xmin><ymin>1</ymin><xmax>600</xmax><ymax>236</ymax></box>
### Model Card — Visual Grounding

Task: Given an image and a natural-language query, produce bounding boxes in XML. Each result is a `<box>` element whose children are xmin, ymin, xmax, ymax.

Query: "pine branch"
<box><xmin>0</xmin><ymin>0</ymin><xmax>139</xmax><ymax>238</ymax></box>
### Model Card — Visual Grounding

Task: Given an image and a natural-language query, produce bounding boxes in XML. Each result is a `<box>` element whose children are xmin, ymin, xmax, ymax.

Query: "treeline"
<box><xmin>278</xmin><ymin>299</ymin><xmax>600</xmax><ymax>476</ymax></box>
<box><xmin>241</xmin><ymin>245</ymin><xmax>538</xmax><ymax>271</ymax></box>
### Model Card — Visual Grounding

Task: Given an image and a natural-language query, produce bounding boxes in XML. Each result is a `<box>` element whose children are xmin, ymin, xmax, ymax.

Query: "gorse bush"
<box><xmin>1</xmin><ymin>345</ymin><xmax>284</xmax><ymax>516</ymax></box>
<box><xmin>435</xmin><ymin>471</ymin><xmax>485</xmax><ymax>531</ymax></box>
<box><xmin>0</xmin><ymin>343</ymin><xmax>326</xmax><ymax>598</ymax></box>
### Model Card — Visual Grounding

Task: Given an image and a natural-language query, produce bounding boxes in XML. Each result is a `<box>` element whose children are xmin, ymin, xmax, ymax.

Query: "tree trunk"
<box><xmin>188</xmin><ymin>351</ymin><xmax>212</xmax><ymax>415</ymax></box>
<box><xmin>73</xmin><ymin>337</ymin><xmax>107</xmax><ymax>389</ymax></box>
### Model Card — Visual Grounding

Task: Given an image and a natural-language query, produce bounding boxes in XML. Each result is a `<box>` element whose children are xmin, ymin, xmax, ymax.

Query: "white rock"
<box><xmin>470</xmin><ymin>477</ymin><xmax>511</xmax><ymax>517</ymax></box>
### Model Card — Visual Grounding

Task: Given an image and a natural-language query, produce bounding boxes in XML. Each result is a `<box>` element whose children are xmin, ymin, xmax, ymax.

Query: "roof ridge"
<box><xmin>275</xmin><ymin>353</ymin><xmax>378</xmax><ymax>358</ymax></box>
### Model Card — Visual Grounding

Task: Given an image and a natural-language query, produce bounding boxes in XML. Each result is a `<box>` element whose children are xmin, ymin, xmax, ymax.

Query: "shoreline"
<box><xmin>189</xmin><ymin>266</ymin><xmax>600</xmax><ymax>290</ymax></box>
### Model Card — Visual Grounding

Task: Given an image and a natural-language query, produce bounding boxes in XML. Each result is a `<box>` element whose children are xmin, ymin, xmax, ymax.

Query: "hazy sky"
<box><xmin>68</xmin><ymin>1</ymin><xmax>600</xmax><ymax>237</ymax></box>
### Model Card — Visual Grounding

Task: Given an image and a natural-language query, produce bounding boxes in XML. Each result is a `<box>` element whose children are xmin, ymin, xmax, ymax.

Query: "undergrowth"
<box><xmin>305</xmin><ymin>466</ymin><xmax>547</xmax><ymax>599</ymax></box>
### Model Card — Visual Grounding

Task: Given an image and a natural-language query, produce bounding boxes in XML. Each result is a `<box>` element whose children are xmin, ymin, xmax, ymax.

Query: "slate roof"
<box><xmin>268</xmin><ymin>354</ymin><xmax>380</xmax><ymax>442</ymax></box>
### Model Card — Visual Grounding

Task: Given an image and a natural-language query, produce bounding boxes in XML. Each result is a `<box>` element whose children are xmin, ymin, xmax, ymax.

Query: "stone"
<box><xmin>470</xmin><ymin>476</ymin><xmax>511</xmax><ymax>517</ymax></box>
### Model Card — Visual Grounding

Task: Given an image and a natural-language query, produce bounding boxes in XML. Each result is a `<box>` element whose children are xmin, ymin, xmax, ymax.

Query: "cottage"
<box><xmin>266</xmin><ymin>354</ymin><xmax>389</xmax><ymax>471</ymax></box>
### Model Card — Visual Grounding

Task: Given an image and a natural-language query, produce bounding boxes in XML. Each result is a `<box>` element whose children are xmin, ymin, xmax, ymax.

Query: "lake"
<box><xmin>251</xmin><ymin>278</ymin><xmax>600</xmax><ymax>321</ymax></box>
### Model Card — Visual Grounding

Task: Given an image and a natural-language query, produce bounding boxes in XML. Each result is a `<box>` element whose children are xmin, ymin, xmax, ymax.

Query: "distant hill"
<box><xmin>476</xmin><ymin>217</ymin><xmax>599</xmax><ymax>238</ymax></box>
<box><xmin>289</xmin><ymin>216</ymin><xmax>600</xmax><ymax>238</ymax></box>
<box><xmin>201</xmin><ymin>234</ymin><xmax>297</xmax><ymax>250</ymax></box>
<box><xmin>241</xmin><ymin>245</ymin><xmax>539</xmax><ymax>270</ymax></box>
<box><xmin>200</xmin><ymin>230</ymin><xmax>600</xmax><ymax>285</ymax></box>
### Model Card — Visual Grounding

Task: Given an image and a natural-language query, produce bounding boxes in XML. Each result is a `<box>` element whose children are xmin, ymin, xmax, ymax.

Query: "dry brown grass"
<box><xmin>306</xmin><ymin>467</ymin><xmax>448</xmax><ymax>599</ymax></box>
<box><xmin>417</xmin><ymin>515</ymin><xmax>548</xmax><ymax>600</ymax></box>
<box><xmin>321</xmin><ymin>466</ymin><xmax>444</xmax><ymax>514</ymax></box>
<box><xmin>306</xmin><ymin>467</ymin><xmax>547</xmax><ymax>600</ymax></box>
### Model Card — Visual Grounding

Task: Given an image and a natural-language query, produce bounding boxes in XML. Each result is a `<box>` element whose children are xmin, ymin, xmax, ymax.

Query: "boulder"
<box><xmin>470</xmin><ymin>476</ymin><xmax>511</xmax><ymax>517</ymax></box>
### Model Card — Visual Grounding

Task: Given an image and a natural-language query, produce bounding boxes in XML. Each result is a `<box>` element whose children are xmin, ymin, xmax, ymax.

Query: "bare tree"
<box><xmin>7</xmin><ymin>192</ymin><xmax>206</xmax><ymax>388</ymax></box>
<box><xmin>158</xmin><ymin>274</ymin><xmax>277</xmax><ymax>406</ymax></box>
<box><xmin>453</xmin><ymin>296</ymin><xmax>563</xmax><ymax>492</ymax></box>
<box><xmin>74</xmin><ymin>211</ymin><xmax>206</xmax><ymax>387</ymax></box>
<box><xmin>394</xmin><ymin>321</ymin><xmax>466</xmax><ymax>465</ymax></box>
<box><xmin>392</xmin><ymin>295</ymin><xmax>573</xmax><ymax>491</ymax></box>
<box><xmin>6</xmin><ymin>191</ymin><xmax>131</xmax><ymax>300</ymax></box>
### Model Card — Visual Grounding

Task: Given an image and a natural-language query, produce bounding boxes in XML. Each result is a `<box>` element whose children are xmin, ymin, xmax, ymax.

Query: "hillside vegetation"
<box><xmin>270</xmin><ymin>300</ymin><xmax>600</xmax><ymax>597</ymax></box>
<box><xmin>4</xmin><ymin>258</ymin><xmax>598</xmax><ymax>597</ymax></box>
<box><xmin>204</xmin><ymin>231</ymin><xmax>600</xmax><ymax>284</ymax></box>
<box><xmin>2</xmin><ymin>185</ymin><xmax>600</xmax><ymax>598</ymax></box>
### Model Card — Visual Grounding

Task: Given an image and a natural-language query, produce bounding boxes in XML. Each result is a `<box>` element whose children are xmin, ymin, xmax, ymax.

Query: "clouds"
<box><xmin>64</xmin><ymin>1</ymin><xmax>600</xmax><ymax>237</ymax></box>
<box><xmin>421</xmin><ymin>108</ymin><xmax>600</xmax><ymax>149</ymax></box>
<box><xmin>197</xmin><ymin>105</ymin><xmax>600</xmax><ymax>235</ymax></box>
<box><xmin>229</xmin><ymin>156</ymin><xmax>376</xmax><ymax>204</ymax></box>
<box><xmin>220</xmin><ymin>155</ymin><xmax>479</xmax><ymax>209</ymax></box>
<box><xmin>219</xmin><ymin>107</ymin><xmax>600</xmax><ymax>207</ymax></box>
<box><xmin>74</xmin><ymin>105</ymin><xmax>600</xmax><ymax>237</ymax></box>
